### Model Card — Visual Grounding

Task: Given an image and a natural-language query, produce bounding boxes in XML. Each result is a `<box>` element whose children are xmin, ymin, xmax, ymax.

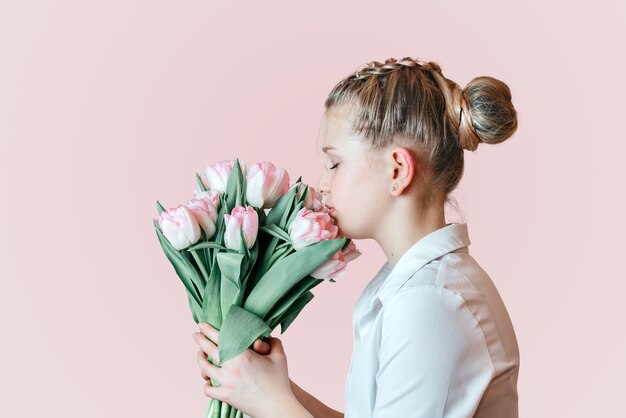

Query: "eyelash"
<box><xmin>329</xmin><ymin>163</ymin><xmax>339</xmax><ymax>170</ymax></box>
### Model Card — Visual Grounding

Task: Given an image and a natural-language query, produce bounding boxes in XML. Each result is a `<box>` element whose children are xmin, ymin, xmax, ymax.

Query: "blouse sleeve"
<box><xmin>372</xmin><ymin>287</ymin><xmax>494</xmax><ymax>417</ymax></box>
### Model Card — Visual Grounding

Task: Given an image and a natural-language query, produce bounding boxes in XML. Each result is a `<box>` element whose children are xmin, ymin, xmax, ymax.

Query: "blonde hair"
<box><xmin>324</xmin><ymin>56</ymin><xmax>518</xmax><ymax>207</ymax></box>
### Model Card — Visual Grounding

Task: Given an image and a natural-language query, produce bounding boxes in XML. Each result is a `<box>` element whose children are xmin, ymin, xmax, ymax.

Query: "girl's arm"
<box><xmin>290</xmin><ymin>379</ymin><xmax>344</xmax><ymax>418</ymax></box>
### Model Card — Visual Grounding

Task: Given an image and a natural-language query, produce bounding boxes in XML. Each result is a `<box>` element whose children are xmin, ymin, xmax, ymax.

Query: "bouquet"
<box><xmin>153</xmin><ymin>159</ymin><xmax>361</xmax><ymax>418</ymax></box>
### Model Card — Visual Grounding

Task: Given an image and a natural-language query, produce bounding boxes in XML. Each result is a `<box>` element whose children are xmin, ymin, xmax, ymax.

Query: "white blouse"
<box><xmin>344</xmin><ymin>223</ymin><xmax>519</xmax><ymax>418</ymax></box>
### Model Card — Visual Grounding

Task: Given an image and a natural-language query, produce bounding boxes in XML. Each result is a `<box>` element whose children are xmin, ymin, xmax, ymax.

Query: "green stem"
<box><xmin>220</xmin><ymin>401</ymin><xmax>230</xmax><ymax>418</ymax></box>
<box><xmin>235</xmin><ymin>410</ymin><xmax>242</xmax><ymax>418</ymax></box>
<box><xmin>205</xmin><ymin>397</ymin><xmax>218</xmax><ymax>418</ymax></box>
<box><xmin>204</xmin><ymin>398</ymin><xmax>212</xmax><ymax>418</ymax></box>
<box><xmin>205</xmin><ymin>354</ymin><xmax>222</xmax><ymax>418</ymax></box>
<box><xmin>214</xmin><ymin>399</ymin><xmax>221</xmax><ymax>418</ymax></box>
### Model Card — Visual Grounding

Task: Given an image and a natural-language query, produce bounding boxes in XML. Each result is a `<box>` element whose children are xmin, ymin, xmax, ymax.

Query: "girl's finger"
<box><xmin>198</xmin><ymin>322</ymin><xmax>219</xmax><ymax>344</ymax></box>
<box><xmin>197</xmin><ymin>350</ymin><xmax>222</xmax><ymax>382</ymax></box>
<box><xmin>204</xmin><ymin>380</ymin><xmax>227</xmax><ymax>401</ymax></box>
<box><xmin>253</xmin><ymin>338</ymin><xmax>270</xmax><ymax>354</ymax></box>
<box><xmin>193</xmin><ymin>332</ymin><xmax>220</xmax><ymax>363</ymax></box>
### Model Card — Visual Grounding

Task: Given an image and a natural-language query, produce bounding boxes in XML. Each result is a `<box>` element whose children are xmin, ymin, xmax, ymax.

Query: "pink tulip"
<box><xmin>288</xmin><ymin>208</ymin><xmax>338</xmax><ymax>251</ymax></box>
<box><xmin>186</xmin><ymin>193</ymin><xmax>219</xmax><ymax>239</ymax></box>
<box><xmin>157</xmin><ymin>205</ymin><xmax>202</xmax><ymax>250</ymax></box>
<box><xmin>246</xmin><ymin>161</ymin><xmax>290</xmax><ymax>209</ymax></box>
<box><xmin>204</xmin><ymin>160</ymin><xmax>247</xmax><ymax>193</ymax></box>
<box><xmin>223</xmin><ymin>206</ymin><xmax>259</xmax><ymax>251</ymax></box>
<box><xmin>192</xmin><ymin>189</ymin><xmax>220</xmax><ymax>210</ymax></box>
<box><xmin>310</xmin><ymin>249</ymin><xmax>348</xmax><ymax>281</ymax></box>
<box><xmin>295</xmin><ymin>184</ymin><xmax>324</xmax><ymax>211</ymax></box>
<box><xmin>341</xmin><ymin>239</ymin><xmax>362</xmax><ymax>262</ymax></box>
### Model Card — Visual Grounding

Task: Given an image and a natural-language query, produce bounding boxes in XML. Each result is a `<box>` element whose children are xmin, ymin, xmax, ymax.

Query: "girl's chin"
<box><xmin>332</xmin><ymin>216</ymin><xmax>345</xmax><ymax>236</ymax></box>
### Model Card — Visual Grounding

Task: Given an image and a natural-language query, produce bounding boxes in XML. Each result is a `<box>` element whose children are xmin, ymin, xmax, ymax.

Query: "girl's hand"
<box><xmin>193</xmin><ymin>322</ymin><xmax>300</xmax><ymax>418</ymax></box>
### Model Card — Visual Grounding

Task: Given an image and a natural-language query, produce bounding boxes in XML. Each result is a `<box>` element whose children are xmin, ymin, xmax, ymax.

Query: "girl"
<box><xmin>193</xmin><ymin>56</ymin><xmax>520</xmax><ymax>418</ymax></box>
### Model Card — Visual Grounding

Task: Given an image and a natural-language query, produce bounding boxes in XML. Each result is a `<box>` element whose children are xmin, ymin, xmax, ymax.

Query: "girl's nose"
<box><xmin>316</xmin><ymin>173</ymin><xmax>330</xmax><ymax>195</ymax></box>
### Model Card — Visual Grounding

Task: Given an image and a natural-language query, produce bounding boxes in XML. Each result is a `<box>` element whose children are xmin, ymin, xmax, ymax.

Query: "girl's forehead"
<box><xmin>317</xmin><ymin>109</ymin><xmax>362</xmax><ymax>151</ymax></box>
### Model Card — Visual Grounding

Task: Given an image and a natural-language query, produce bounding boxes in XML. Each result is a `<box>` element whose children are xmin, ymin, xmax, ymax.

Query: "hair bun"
<box><xmin>459</xmin><ymin>76</ymin><xmax>518</xmax><ymax>151</ymax></box>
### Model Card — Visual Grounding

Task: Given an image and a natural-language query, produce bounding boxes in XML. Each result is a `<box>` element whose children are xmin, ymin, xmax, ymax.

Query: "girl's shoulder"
<box><xmin>388</xmin><ymin>250</ymin><xmax>520</xmax><ymax>371</ymax></box>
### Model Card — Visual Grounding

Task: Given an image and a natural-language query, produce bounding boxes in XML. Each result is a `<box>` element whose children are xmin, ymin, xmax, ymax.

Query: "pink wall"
<box><xmin>1</xmin><ymin>1</ymin><xmax>624</xmax><ymax>416</ymax></box>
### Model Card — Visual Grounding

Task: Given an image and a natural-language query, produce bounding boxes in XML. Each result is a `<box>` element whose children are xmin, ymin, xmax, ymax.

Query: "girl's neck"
<box><xmin>377</xmin><ymin>202</ymin><xmax>447</xmax><ymax>269</ymax></box>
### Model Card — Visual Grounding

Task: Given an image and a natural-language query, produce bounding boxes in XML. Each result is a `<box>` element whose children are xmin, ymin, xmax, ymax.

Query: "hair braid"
<box><xmin>344</xmin><ymin>57</ymin><xmax>481</xmax><ymax>151</ymax></box>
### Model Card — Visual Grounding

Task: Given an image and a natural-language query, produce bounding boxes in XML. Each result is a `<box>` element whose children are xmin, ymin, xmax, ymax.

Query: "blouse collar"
<box><xmin>374</xmin><ymin>222</ymin><xmax>472</xmax><ymax>307</ymax></box>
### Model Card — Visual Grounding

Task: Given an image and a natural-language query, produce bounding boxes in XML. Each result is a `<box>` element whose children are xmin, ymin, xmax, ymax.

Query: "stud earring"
<box><xmin>391</xmin><ymin>184</ymin><xmax>398</xmax><ymax>191</ymax></box>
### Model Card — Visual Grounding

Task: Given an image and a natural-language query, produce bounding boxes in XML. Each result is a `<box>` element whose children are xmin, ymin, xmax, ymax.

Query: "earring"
<box><xmin>391</xmin><ymin>184</ymin><xmax>398</xmax><ymax>191</ymax></box>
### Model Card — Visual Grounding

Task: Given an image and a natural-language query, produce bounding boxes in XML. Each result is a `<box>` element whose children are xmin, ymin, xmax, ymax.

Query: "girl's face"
<box><xmin>315</xmin><ymin>105</ymin><xmax>392</xmax><ymax>240</ymax></box>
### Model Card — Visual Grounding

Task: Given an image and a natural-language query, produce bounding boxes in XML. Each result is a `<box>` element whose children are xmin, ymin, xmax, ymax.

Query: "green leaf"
<box><xmin>196</xmin><ymin>172</ymin><xmax>207</xmax><ymax>193</ymax></box>
<box><xmin>252</xmin><ymin>235</ymin><xmax>279</xmax><ymax>282</ymax></box>
<box><xmin>216</xmin><ymin>252</ymin><xmax>245</xmax><ymax>325</ymax></box>
<box><xmin>188</xmin><ymin>249</ymin><xmax>208</xmax><ymax>289</ymax></box>
<box><xmin>239</xmin><ymin>224</ymin><xmax>250</xmax><ymax>258</ymax></box>
<box><xmin>277</xmin><ymin>291</ymin><xmax>315</xmax><ymax>334</ymax></box>
<box><xmin>266</xmin><ymin>276</ymin><xmax>322</xmax><ymax>326</ymax></box>
<box><xmin>213</xmin><ymin>194</ymin><xmax>230</xmax><ymax>251</ymax></box>
<box><xmin>265</xmin><ymin>186</ymin><xmax>297</xmax><ymax>226</ymax></box>
<box><xmin>266</xmin><ymin>244</ymin><xmax>291</xmax><ymax>268</ymax></box>
<box><xmin>296</xmin><ymin>184</ymin><xmax>309</xmax><ymax>206</ymax></box>
<box><xmin>239</xmin><ymin>239</ymin><xmax>259</xmax><ymax>302</ymax></box>
<box><xmin>225</xmin><ymin>158</ymin><xmax>246</xmax><ymax>209</ymax></box>
<box><xmin>243</xmin><ymin>236</ymin><xmax>347</xmax><ymax>319</ymax></box>
<box><xmin>286</xmin><ymin>200</ymin><xmax>304</xmax><ymax>228</ymax></box>
<box><xmin>202</xmin><ymin>260</ymin><xmax>223</xmax><ymax>329</ymax></box>
<box><xmin>188</xmin><ymin>293</ymin><xmax>200</xmax><ymax>323</ymax></box>
<box><xmin>188</xmin><ymin>241</ymin><xmax>228</xmax><ymax>251</ymax></box>
<box><xmin>153</xmin><ymin>219</ymin><xmax>202</xmax><ymax>317</ymax></box>
<box><xmin>217</xmin><ymin>305</ymin><xmax>272</xmax><ymax>364</ymax></box>
<box><xmin>156</xmin><ymin>200</ymin><xmax>166</xmax><ymax>215</ymax></box>
<box><xmin>259</xmin><ymin>225</ymin><xmax>291</xmax><ymax>243</ymax></box>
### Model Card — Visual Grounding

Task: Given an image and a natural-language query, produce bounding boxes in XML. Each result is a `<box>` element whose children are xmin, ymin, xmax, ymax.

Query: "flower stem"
<box><xmin>220</xmin><ymin>401</ymin><xmax>230</xmax><ymax>418</ymax></box>
<box><xmin>205</xmin><ymin>397</ymin><xmax>219</xmax><ymax>418</ymax></box>
<box><xmin>229</xmin><ymin>405</ymin><xmax>238</xmax><ymax>418</ymax></box>
<box><xmin>205</xmin><ymin>355</ymin><xmax>222</xmax><ymax>418</ymax></box>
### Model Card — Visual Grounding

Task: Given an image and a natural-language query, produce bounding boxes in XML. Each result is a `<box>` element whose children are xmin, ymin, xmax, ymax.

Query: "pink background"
<box><xmin>1</xmin><ymin>1</ymin><xmax>624</xmax><ymax>416</ymax></box>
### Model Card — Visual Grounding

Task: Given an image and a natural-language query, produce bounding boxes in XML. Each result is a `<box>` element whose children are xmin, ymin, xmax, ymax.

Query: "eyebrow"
<box><xmin>322</xmin><ymin>146</ymin><xmax>338</xmax><ymax>153</ymax></box>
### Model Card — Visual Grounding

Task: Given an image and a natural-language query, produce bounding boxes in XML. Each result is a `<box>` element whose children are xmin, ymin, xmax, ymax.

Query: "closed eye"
<box><xmin>329</xmin><ymin>163</ymin><xmax>339</xmax><ymax>170</ymax></box>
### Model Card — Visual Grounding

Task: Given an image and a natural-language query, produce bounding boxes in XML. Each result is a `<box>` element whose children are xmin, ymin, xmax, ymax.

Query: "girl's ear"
<box><xmin>389</xmin><ymin>147</ymin><xmax>415</xmax><ymax>194</ymax></box>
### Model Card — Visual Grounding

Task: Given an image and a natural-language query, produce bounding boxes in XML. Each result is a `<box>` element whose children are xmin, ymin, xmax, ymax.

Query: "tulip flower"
<box><xmin>204</xmin><ymin>160</ymin><xmax>248</xmax><ymax>193</ymax></box>
<box><xmin>223</xmin><ymin>205</ymin><xmax>259</xmax><ymax>251</ymax></box>
<box><xmin>157</xmin><ymin>205</ymin><xmax>202</xmax><ymax>250</ymax></box>
<box><xmin>309</xmin><ymin>249</ymin><xmax>348</xmax><ymax>281</ymax></box>
<box><xmin>192</xmin><ymin>189</ymin><xmax>220</xmax><ymax>210</ymax></box>
<box><xmin>186</xmin><ymin>194</ymin><xmax>219</xmax><ymax>239</ymax></box>
<box><xmin>246</xmin><ymin>161</ymin><xmax>290</xmax><ymax>209</ymax></box>
<box><xmin>294</xmin><ymin>183</ymin><xmax>325</xmax><ymax>211</ymax></box>
<box><xmin>192</xmin><ymin>178</ymin><xmax>223</xmax><ymax>203</ymax></box>
<box><xmin>288</xmin><ymin>208</ymin><xmax>338</xmax><ymax>251</ymax></box>
<box><xmin>341</xmin><ymin>239</ymin><xmax>362</xmax><ymax>263</ymax></box>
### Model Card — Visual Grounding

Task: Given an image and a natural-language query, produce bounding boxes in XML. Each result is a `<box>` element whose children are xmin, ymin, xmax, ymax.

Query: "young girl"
<box><xmin>193</xmin><ymin>56</ymin><xmax>520</xmax><ymax>418</ymax></box>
